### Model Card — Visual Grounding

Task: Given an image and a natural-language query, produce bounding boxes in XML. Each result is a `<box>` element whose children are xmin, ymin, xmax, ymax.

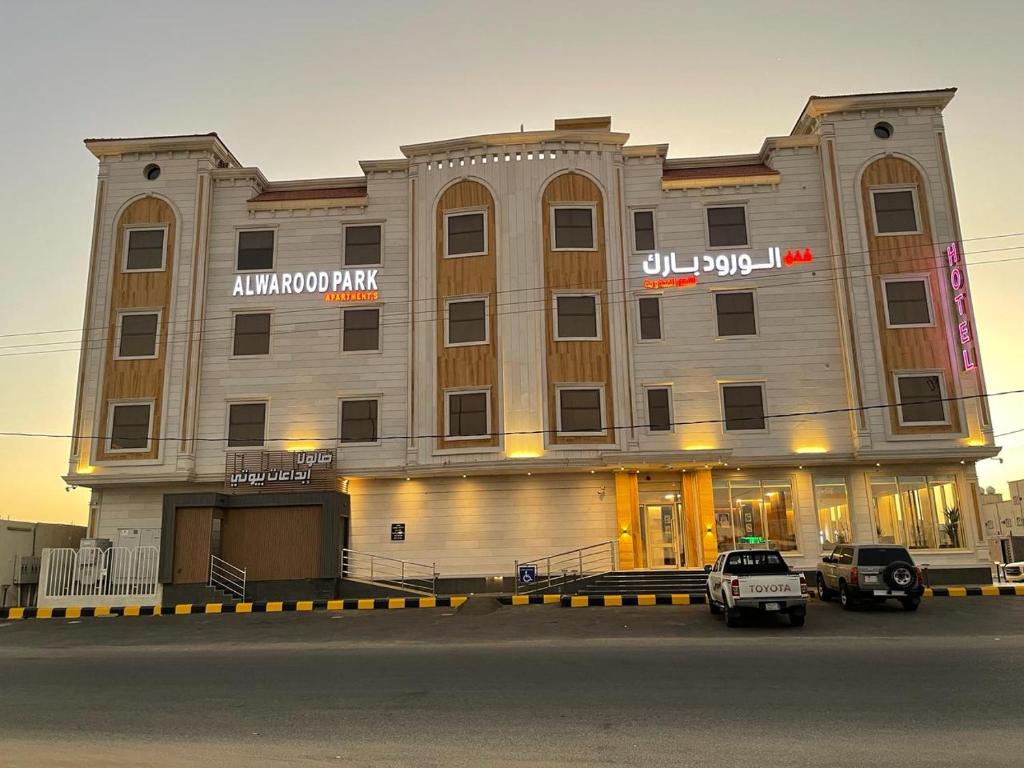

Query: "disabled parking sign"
<box><xmin>518</xmin><ymin>564</ymin><xmax>537</xmax><ymax>584</ymax></box>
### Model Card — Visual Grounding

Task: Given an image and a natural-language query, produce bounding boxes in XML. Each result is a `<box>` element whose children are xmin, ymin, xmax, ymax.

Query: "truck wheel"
<box><xmin>725</xmin><ymin>604</ymin><xmax>741</xmax><ymax>628</ymax></box>
<box><xmin>839</xmin><ymin>582</ymin><xmax>857</xmax><ymax>611</ymax></box>
<box><xmin>707</xmin><ymin>588</ymin><xmax>722</xmax><ymax>615</ymax></box>
<box><xmin>816</xmin><ymin>574</ymin><xmax>834</xmax><ymax>602</ymax></box>
<box><xmin>900</xmin><ymin>597</ymin><xmax>920</xmax><ymax>612</ymax></box>
<box><xmin>790</xmin><ymin>613</ymin><xmax>806</xmax><ymax>627</ymax></box>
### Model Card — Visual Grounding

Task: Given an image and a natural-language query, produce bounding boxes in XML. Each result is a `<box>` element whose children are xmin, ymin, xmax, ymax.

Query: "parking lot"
<box><xmin>1</xmin><ymin>598</ymin><xmax>1022</xmax><ymax>767</ymax></box>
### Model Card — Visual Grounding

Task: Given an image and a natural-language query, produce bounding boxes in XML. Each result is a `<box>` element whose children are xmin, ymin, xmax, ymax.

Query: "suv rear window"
<box><xmin>856</xmin><ymin>547</ymin><xmax>913</xmax><ymax>566</ymax></box>
<box><xmin>723</xmin><ymin>551</ymin><xmax>789</xmax><ymax>575</ymax></box>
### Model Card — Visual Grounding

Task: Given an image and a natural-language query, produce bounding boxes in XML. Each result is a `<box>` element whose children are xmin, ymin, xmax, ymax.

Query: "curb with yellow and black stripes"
<box><xmin>500</xmin><ymin>584</ymin><xmax>1024</xmax><ymax>607</ymax></box>
<box><xmin>0</xmin><ymin>596</ymin><xmax>467</xmax><ymax>621</ymax></box>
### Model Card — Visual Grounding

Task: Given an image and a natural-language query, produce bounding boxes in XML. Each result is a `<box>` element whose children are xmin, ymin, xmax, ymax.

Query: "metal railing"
<box><xmin>341</xmin><ymin>548</ymin><xmax>438</xmax><ymax>596</ymax></box>
<box><xmin>39</xmin><ymin>546</ymin><xmax>159</xmax><ymax>600</ymax></box>
<box><xmin>514</xmin><ymin>540</ymin><xmax>617</xmax><ymax>595</ymax></box>
<box><xmin>209</xmin><ymin>554</ymin><xmax>246</xmax><ymax>602</ymax></box>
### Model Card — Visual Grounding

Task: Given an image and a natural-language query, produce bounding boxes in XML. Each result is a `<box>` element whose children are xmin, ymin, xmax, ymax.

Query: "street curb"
<box><xmin>0</xmin><ymin>596</ymin><xmax>468</xmax><ymax>621</ymax></box>
<box><xmin>498</xmin><ymin>585</ymin><xmax>1024</xmax><ymax>607</ymax></box>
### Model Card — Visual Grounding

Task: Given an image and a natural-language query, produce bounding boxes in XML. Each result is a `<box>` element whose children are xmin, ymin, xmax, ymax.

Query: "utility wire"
<box><xmin>1</xmin><ymin>244</ymin><xmax>1022</xmax><ymax>359</ymax></box>
<box><xmin>2</xmin><ymin>387</ymin><xmax>1020</xmax><ymax>444</ymax></box>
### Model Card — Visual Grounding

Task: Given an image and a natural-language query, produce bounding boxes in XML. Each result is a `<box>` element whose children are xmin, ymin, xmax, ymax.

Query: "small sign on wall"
<box><xmin>390</xmin><ymin>523</ymin><xmax>406</xmax><ymax>542</ymax></box>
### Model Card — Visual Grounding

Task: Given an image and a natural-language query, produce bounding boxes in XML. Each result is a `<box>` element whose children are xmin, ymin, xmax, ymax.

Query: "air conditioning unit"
<box><xmin>77</xmin><ymin>538</ymin><xmax>112</xmax><ymax>585</ymax></box>
<box><xmin>14</xmin><ymin>556</ymin><xmax>39</xmax><ymax>585</ymax></box>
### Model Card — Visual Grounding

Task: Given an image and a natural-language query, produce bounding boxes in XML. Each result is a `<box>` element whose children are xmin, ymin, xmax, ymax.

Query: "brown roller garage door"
<box><xmin>220</xmin><ymin>505</ymin><xmax>322</xmax><ymax>580</ymax></box>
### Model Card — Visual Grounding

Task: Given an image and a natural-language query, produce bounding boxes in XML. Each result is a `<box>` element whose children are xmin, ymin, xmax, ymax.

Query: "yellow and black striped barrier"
<box><xmin>0</xmin><ymin>596</ymin><xmax>467</xmax><ymax>621</ymax></box>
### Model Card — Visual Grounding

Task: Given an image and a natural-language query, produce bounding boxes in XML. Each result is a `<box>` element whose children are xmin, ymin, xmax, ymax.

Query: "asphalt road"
<box><xmin>1</xmin><ymin>598</ymin><xmax>1022</xmax><ymax>768</ymax></box>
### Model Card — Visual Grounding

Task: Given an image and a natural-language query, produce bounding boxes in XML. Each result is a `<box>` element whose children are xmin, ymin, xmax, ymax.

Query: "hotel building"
<box><xmin>65</xmin><ymin>88</ymin><xmax>998</xmax><ymax>600</ymax></box>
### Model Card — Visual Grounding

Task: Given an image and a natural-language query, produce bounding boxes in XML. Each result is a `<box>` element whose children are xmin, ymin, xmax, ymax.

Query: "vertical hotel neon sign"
<box><xmin>945</xmin><ymin>242</ymin><xmax>976</xmax><ymax>371</ymax></box>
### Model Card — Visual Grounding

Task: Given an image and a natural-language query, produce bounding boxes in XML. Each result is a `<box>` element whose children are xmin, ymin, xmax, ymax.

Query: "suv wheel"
<box><xmin>708</xmin><ymin>587</ymin><xmax>722</xmax><ymax>615</ymax></box>
<box><xmin>816</xmin><ymin>574</ymin><xmax>834</xmax><ymax>601</ymax></box>
<box><xmin>839</xmin><ymin>582</ymin><xmax>857</xmax><ymax>611</ymax></box>
<box><xmin>900</xmin><ymin>596</ymin><xmax>920</xmax><ymax>612</ymax></box>
<box><xmin>883</xmin><ymin>561</ymin><xmax>916</xmax><ymax>591</ymax></box>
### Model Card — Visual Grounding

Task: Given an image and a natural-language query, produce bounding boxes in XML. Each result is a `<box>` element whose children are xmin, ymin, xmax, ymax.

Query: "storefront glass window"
<box><xmin>712</xmin><ymin>478</ymin><xmax>798</xmax><ymax>551</ymax></box>
<box><xmin>870</xmin><ymin>475</ymin><xmax>963</xmax><ymax>549</ymax></box>
<box><xmin>814</xmin><ymin>477</ymin><xmax>851</xmax><ymax>550</ymax></box>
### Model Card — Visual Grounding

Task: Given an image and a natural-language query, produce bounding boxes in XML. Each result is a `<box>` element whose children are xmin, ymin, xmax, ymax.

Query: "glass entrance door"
<box><xmin>643</xmin><ymin>504</ymin><xmax>682</xmax><ymax>568</ymax></box>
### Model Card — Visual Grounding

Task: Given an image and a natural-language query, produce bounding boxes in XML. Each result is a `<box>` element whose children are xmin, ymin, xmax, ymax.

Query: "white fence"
<box><xmin>38</xmin><ymin>546</ymin><xmax>161</xmax><ymax>608</ymax></box>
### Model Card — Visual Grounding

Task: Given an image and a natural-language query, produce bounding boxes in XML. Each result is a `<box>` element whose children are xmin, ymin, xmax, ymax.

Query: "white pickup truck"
<box><xmin>706</xmin><ymin>549</ymin><xmax>808</xmax><ymax>627</ymax></box>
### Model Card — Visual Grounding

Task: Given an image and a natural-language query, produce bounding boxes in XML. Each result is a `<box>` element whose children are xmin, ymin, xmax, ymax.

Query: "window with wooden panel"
<box><xmin>124</xmin><ymin>229</ymin><xmax>166</xmax><ymax>271</ymax></box>
<box><xmin>340</xmin><ymin>399</ymin><xmax>379</xmax><ymax>443</ymax></box>
<box><xmin>342</xmin><ymin>308</ymin><xmax>380</xmax><ymax>352</ymax></box>
<box><xmin>715</xmin><ymin>291</ymin><xmax>757</xmax><ymax>337</ymax></box>
<box><xmin>633</xmin><ymin>210</ymin><xmax>656</xmax><ymax>252</ymax></box>
<box><xmin>445</xmin><ymin>211</ymin><xmax>486</xmax><ymax>257</ymax></box>
<box><xmin>108</xmin><ymin>403</ymin><xmax>153</xmax><ymax>451</ymax></box>
<box><xmin>446</xmin><ymin>390</ymin><xmax>489</xmax><ymax>438</ymax></box>
<box><xmin>883</xmin><ymin>278</ymin><xmax>932</xmax><ymax>327</ymax></box>
<box><xmin>646</xmin><ymin>387</ymin><xmax>672</xmax><ymax>432</ymax></box>
<box><xmin>706</xmin><ymin>206</ymin><xmax>748</xmax><ymax>248</ymax></box>
<box><xmin>445</xmin><ymin>298</ymin><xmax>488</xmax><ymax>346</ymax></box>
<box><xmin>232</xmin><ymin>313</ymin><xmax>271</xmax><ymax>356</ymax></box>
<box><xmin>552</xmin><ymin>207</ymin><xmax>595</xmax><ymax>250</ymax></box>
<box><xmin>116</xmin><ymin>312</ymin><xmax>159</xmax><ymax>358</ymax></box>
<box><xmin>871</xmin><ymin>189</ymin><xmax>920</xmax><ymax>235</ymax></box>
<box><xmin>895</xmin><ymin>374</ymin><xmax>948</xmax><ymax>424</ymax></box>
<box><xmin>721</xmin><ymin>384</ymin><xmax>766</xmax><ymax>431</ymax></box>
<box><xmin>344</xmin><ymin>224</ymin><xmax>382</xmax><ymax>266</ymax></box>
<box><xmin>557</xmin><ymin>387</ymin><xmax>604</xmax><ymax>434</ymax></box>
<box><xmin>227</xmin><ymin>402</ymin><xmax>267</xmax><ymax>447</ymax></box>
<box><xmin>638</xmin><ymin>296</ymin><xmax>662</xmax><ymax>341</ymax></box>
<box><xmin>554</xmin><ymin>294</ymin><xmax>599</xmax><ymax>340</ymax></box>
<box><xmin>236</xmin><ymin>230</ymin><xmax>275</xmax><ymax>271</ymax></box>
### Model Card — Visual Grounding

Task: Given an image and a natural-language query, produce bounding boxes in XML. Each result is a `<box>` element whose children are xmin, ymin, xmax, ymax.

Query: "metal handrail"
<box><xmin>340</xmin><ymin>548</ymin><xmax>438</xmax><ymax>596</ymax></box>
<box><xmin>514</xmin><ymin>540</ymin><xmax>618</xmax><ymax>595</ymax></box>
<box><xmin>209</xmin><ymin>554</ymin><xmax>246</xmax><ymax>602</ymax></box>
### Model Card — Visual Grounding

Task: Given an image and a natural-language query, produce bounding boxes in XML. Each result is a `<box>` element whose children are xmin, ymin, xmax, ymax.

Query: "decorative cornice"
<box><xmin>400</xmin><ymin>129</ymin><xmax>630</xmax><ymax>158</ymax></box>
<box><xmin>791</xmin><ymin>88</ymin><xmax>957</xmax><ymax>135</ymax></box>
<box><xmin>84</xmin><ymin>133</ymin><xmax>241</xmax><ymax>167</ymax></box>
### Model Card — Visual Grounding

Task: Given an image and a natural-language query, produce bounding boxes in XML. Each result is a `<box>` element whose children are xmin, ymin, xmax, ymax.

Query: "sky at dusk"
<box><xmin>1</xmin><ymin>0</ymin><xmax>1022</xmax><ymax>524</ymax></box>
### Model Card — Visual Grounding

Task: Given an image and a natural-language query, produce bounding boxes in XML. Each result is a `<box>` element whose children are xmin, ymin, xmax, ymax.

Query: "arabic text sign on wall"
<box><xmin>232</xmin><ymin>269</ymin><xmax>379</xmax><ymax>303</ymax></box>
<box><xmin>945</xmin><ymin>243</ymin><xmax>976</xmax><ymax>372</ymax></box>
<box><xmin>225</xmin><ymin>449</ymin><xmax>337</xmax><ymax>493</ymax></box>
<box><xmin>641</xmin><ymin>247</ymin><xmax>813</xmax><ymax>289</ymax></box>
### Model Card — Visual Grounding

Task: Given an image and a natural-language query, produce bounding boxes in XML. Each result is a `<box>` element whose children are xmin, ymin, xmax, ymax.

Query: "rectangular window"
<box><xmin>554</xmin><ymin>294</ymin><xmax>599</xmax><ymax>340</ymax></box>
<box><xmin>125</xmin><ymin>229</ymin><xmax>165</xmax><ymax>271</ymax></box>
<box><xmin>232</xmin><ymin>313</ymin><xmax>271</xmax><ymax>356</ymax></box>
<box><xmin>884</xmin><ymin>278</ymin><xmax>932</xmax><ymax>326</ymax></box>
<box><xmin>552</xmin><ymin>207</ymin><xmax>595</xmax><ymax>250</ymax></box>
<box><xmin>638</xmin><ymin>296</ymin><xmax>662</xmax><ymax>341</ymax></box>
<box><xmin>557</xmin><ymin>387</ymin><xmax>604</xmax><ymax>434</ymax></box>
<box><xmin>646</xmin><ymin>387</ymin><xmax>672</xmax><ymax>432</ymax></box>
<box><xmin>344</xmin><ymin>225</ymin><xmax>382</xmax><ymax>266</ymax></box>
<box><xmin>871</xmin><ymin>475</ymin><xmax>963</xmax><ymax>549</ymax></box>
<box><xmin>446</xmin><ymin>298</ymin><xmax>488</xmax><ymax>346</ymax></box>
<box><xmin>236</xmin><ymin>230</ymin><xmax>275</xmax><ymax>271</ymax></box>
<box><xmin>108</xmin><ymin>403</ymin><xmax>152</xmax><ymax>451</ymax></box>
<box><xmin>715</xmin><ymin>291</ymin><xmax>756</xmax><ymax>336</ymax></box>
<box><xmin>872</xmin><ymin>189</ymin><xmax>920</xmax><ymax>235</ymax></box>
<box><xmin>445</xmin><ymin>211</ymin><xmax>486</xmax><ymax>257</ymax></box>
<box><xmin>633</xmin><ymin>210</ymin><xmax>656</xmax><ymax>252</ymax></box>
<box><xmin>446</xmin><ymin>391</ymin><xmax>489</xmax><ymax>438</ymax></box>
<box><xmin>342</xmin><ymin>308</ymin><xmax>380</xmax><ymax>352</ymax></box>
<box><xmin>814</xmin><ymin>477</ymin><xmax>852</xmax><ymax>551</ymax></box>
<box><xmin>713</xmin><ymin>478</ymin><xmax>797</xmax><ymax>551</ymax></box>
<box><xmin>895</xmin><ymin>374</ymin><xmax>947</xmax><ymax>424</ymax></box>
<box><xmin>722</xmin><ymin>384</ymin><xmax>766</xmax><ymax>431</ymax></box>
<box><xmin>227</xmin><ymin>402</ymin><xmax>267</xmax><ymax>448</ymax></box>
<box><xmin>117</xmin><ymin>312</ymin><xmax>159</xmax><ymax>358</ymax></box>
<box><xmin>706</xmin><ymin>206</ymin><xmax>748</xmax><ymax>248</ymax></box>
<box><xmin>340</xmin><ymin>399</ymin><xmax>379</xmax><ymax>444</ymax></box>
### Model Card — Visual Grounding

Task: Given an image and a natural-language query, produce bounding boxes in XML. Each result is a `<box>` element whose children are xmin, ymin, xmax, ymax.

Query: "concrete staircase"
<box><xmin>577</xmin><ymin>570</ymin><xmax>709</xmax><ymax>596</ymax></box>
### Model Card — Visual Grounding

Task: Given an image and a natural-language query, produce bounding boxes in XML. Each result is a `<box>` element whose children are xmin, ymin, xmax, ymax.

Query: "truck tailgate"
<box><xmin>736</xmin><ymin>575</ymin><xmax>803</xmax><ymax>600</ymax></box>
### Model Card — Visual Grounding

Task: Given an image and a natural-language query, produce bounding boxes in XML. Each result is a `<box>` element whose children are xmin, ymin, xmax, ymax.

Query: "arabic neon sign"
<box><xmin>641</xmin><ymin>247</ymin><xmax>813</xmax><ymax>289</ymax></box>
<box><xmin>945</xmin><ymin>243</ymin><xmax>976</xmax><ymax>371</ymax></box>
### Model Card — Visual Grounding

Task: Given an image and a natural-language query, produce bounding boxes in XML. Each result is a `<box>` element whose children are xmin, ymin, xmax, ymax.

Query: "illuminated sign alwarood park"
<box><xmin>232</xmin><ymin>268</ymin><xmax>379</xmax><ymax>303</ymax></box>
<box><xmin>640</xmin><ymin>246</ymin><xmax>813</xmax><ymax>289</ymax></box>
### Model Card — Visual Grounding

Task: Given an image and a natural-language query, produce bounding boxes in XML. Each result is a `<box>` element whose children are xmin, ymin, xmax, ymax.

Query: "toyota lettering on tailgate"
<box><xmin>749</xmin><ymin>583</ymin><xmax>793</xmax><ymax>594</ymax></box>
